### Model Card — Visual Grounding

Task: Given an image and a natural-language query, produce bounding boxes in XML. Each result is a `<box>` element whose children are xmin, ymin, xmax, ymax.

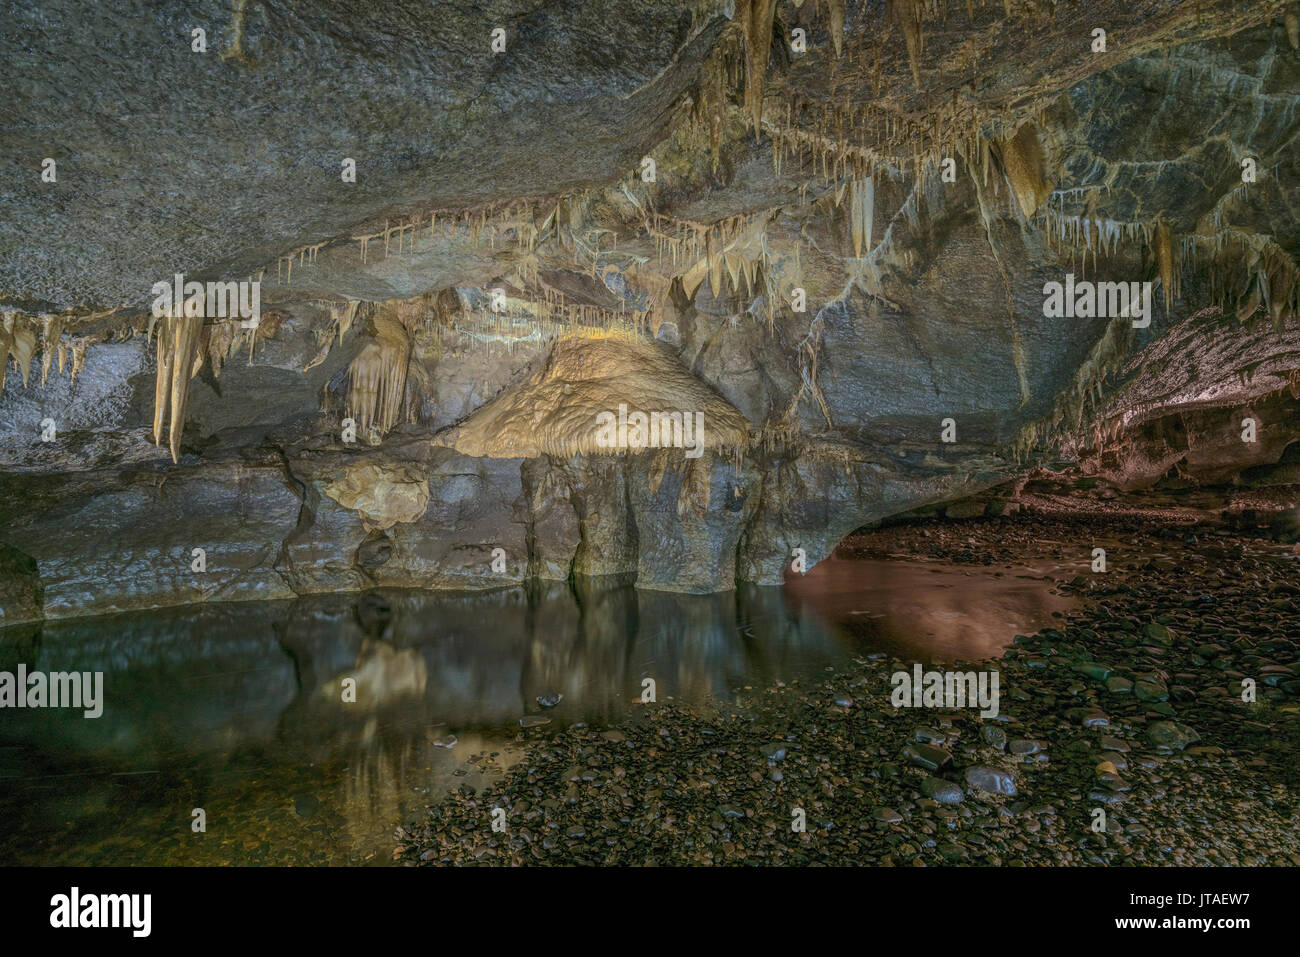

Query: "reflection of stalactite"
<box><xmin>0</xmin><ymin>313</ymin><xmax>14</xmax><ymax>396</ymax></box>
<box><xmin>152</xmin><ymin>313</ymin><xmax>205</xmax><ymax>464</ymax></box>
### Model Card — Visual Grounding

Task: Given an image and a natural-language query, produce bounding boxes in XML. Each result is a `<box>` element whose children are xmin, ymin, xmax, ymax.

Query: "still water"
<box><xmin>0</xmin><ymin>559</ymin><xmax>1074</xmax><ymax>865</ymax></box>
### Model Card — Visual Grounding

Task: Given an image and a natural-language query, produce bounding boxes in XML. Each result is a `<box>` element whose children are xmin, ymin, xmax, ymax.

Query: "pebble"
<box><xmin>920</xmin><ymin>777</ymin><xmax>965</xmax><ymax>805</ymax></box>
<box><xmin>982</xmin><ymin>726</ymin><xmax>1008</xmax><ymax>751</ymax></box>
<box><xmin>903</xmin><ymin>743</ymin><xmax>952</xmax><ymax>771</ymax></box>
<box><xmin>964</xmin><ymin>765</ymin><xmax>1018</xmax><ymax>796</ymax></box>
<box><xmin>1147</xmin><ymin>721</ymin><xmax>1200</xmax><ymax>751</ymax></box>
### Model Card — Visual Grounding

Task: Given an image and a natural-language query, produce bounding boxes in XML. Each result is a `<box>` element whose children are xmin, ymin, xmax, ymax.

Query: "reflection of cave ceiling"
<box><xmin>2</xmin><ymin>1</ymin><xmax>1299</xmax><ymax>614</ymax></box>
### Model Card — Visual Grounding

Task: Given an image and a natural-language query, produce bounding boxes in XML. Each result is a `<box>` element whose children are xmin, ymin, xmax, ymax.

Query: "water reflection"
<box><xmin>785</xmin><ymin>557</ymin><xmax>1078</xmax><ymax>662</ymax></box>
<box><xmin>0</xmin><ymin>560</ymin><xmax>1073</xmax><ymax>865</ymax></box>
<box><xmin>0</xmin><ymin>579</ymin><xmax>845</xmax><ymax>865</ymax></box>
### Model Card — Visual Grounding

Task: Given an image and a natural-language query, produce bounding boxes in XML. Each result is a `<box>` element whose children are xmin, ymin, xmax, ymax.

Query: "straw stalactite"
<box><xmin>1154</xmin><ymin>221</ymin><xmax>1178</xmax><ymax>316</ymax></box>
<box><xmin>849</xmin><ymin>176</ymin><xmax>874</xmax><ymax>259</ymax></box>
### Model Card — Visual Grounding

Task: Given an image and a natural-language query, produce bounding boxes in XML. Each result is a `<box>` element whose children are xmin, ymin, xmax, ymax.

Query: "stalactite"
<box><xmin>0</xmin><ymin>312</ymin><xmax>14</xmax><ymax>396</ymax></box>
<box><xmin>151</xmin><ymin>312</ymin><xmax>204</xmax><ymax>463</ymax></box>
<box><xmin>1287</xmin><ymin>8</ymin><xmax>1299</xmax><ymax>49</ymax></box>
<box><xmin>999</xmin><ymin>123</ymin><xmax>1053</xmax><ymax>220</ymax></box>
<box><xmin>849</xmin><ymin>176</ymin><xmax>874</xmax><ymax>259</ymax></box>
<box><xmin>890</xmin><ymin>0</ymin><xmax>923</xmax><ymax>89</ymax></box>
<box><xmin>70</xmin><ymin>340</ymin><xmax>88</xmax><ymax>384</ymax></box>
<box><xmin>207</xmin><ymin>321</ymin><xmax>235</xmax><ymax>379</ymax></box>
<box><xmin>1257</xmin><ymin>243</ymin><xmax>1298</xmax><ymax>329</ymax></box>
<box><xmin>346</xmin><ymin>312</ymin><xmax>413</xmax><ymax>437</ymax></box>
<box><xmin>10</xmin><ymin>325</ymin><xmax>36</xmax><ymax>389</ymax></box>
<box><xmin>740</xmin><ymin>0</ymin><xmax>778</xmax><ymax>134</ymax></box>
<box><xmin>39</xmin><ymin>314</ymin><xmax>63</xmax><ymax>387</ymax></box>
<box><xmin>826</xmin><ymin>0</ymin><xmax>845</xmax><ymax>58</ymax></box>
<box><xmin>1154</xmin><ymin>221</ymin><xmax>1178</xmax><ymax>316</ymax></box>
<box><xmin>677</xmin><ymin>455</ymin><xmax>712</xmax><ymax>519</ymax></box>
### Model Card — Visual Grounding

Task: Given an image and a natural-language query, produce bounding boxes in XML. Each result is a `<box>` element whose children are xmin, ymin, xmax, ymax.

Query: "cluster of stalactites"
<box><xmin>0</xmin><ymin>311</ymin><xmax>37</xmax><ymax>397</ymax></box>
<box><xmin>457</xmin><ymin>297</ymin><xmax>652</xmax><ymax>354</ymax></box>
<box><xmin>736</xmin><ymin>0</ymin><xmax>846</xmax><ymax>134</ymax></box>
<box><xmin>1</xmin><ymin>310</ymin><xmax>94</xmax><ymax>400</ymax></box>
<box><xmin>147</xmin><ymin>303</ymin><xmax>285</xmax><ymax>462</ymax></box>
<box><xmin>765</xmin><ymin>91</ymin><xmax>988</xmax><ymax>190</ymax></box>
<box><xmin>1009</xmin><ymin>312</ymin><xmax>1136</xmax><ymax>464</ymax></box>
<box><xmin>1191</xmin><ymin>234</ymin><xmax>1300</xmax><ymax>330</ymax></box>
<box><xmin>336</xmin><ymin>193</ymin><xmax>611</xmax><ymax>289</ymax></box>
<box><xmin>345</xmin><ymin>310</ymin><xmax>413</xmax><ymax>438</ymax></box>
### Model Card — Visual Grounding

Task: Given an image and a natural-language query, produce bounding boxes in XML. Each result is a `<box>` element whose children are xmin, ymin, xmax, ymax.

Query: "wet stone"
<box><xmin>964</xmin><ymin>765</ymin><xmax>1017</xmax><ymax>796</ymax></box>
<box><xmin>1147</xmin><ymin>721</ymin><xmax>1200</xmax><ymax>751</ymax></box>
<box><xmin>903</xmin><ymin>743</ymin><xmax>952</xmax><ymax>771</ymax></box>
<box><xmin>1073</xmin><ymin>661</ymin><xmax>1112</xmax><ymax>681</ymax></box>
<box><xmin>981</xmin><ymin>726</ymin><xmax>1008</xmax><ymax>751</ymax></box>
<box><xmin>920</xmin><ymin>777</ymin><xmax>965</xmax><ymax>805</ymax></box>
<box><xmin>938</xmin><ymin>842</ymin><xmax>969</xmax><ymax>861</ymax></box>
<box><xmin>1134</xmin><ymin>678</ymin><xmax>1169</xmax><ymax>702</ymax></box>
<box><xmin>1143</xmin><ymin>623</ymin><xmax>1173</xmax><ymax>644</ymax></box>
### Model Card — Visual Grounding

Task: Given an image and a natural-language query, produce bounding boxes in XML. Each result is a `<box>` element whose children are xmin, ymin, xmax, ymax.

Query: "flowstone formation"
<box><xmin>2</xmin><ymin>0</ymin><xmax>1300</xmax><ymax>621</ymax></box>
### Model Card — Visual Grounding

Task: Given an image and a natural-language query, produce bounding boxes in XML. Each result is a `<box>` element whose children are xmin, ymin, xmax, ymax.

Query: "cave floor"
<box><xmin>398</xmin><ymin>509</ymin><xmax>1300</xmax><ymax>866</ymax></box>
